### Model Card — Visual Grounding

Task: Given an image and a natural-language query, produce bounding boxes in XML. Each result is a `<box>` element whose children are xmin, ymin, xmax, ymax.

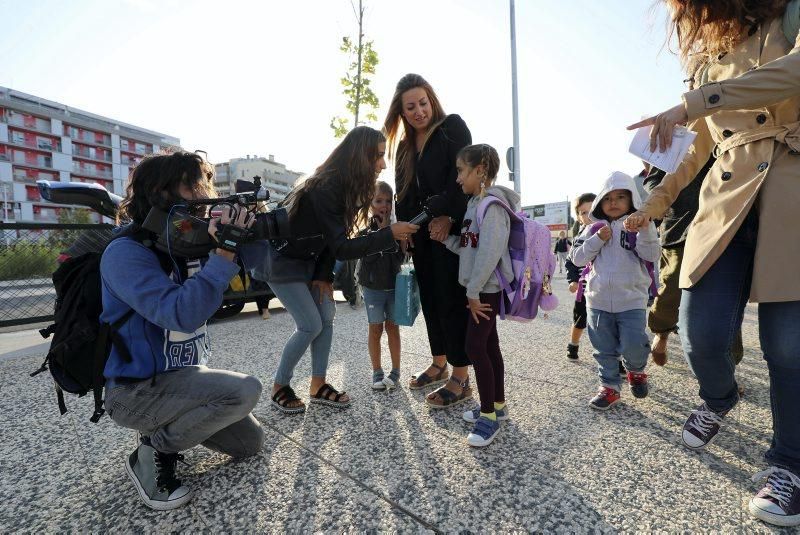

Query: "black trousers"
<box><xmin>465</xmin><ymin>292</ymin><xmax>504</xmax><ymax>413</ymax></box>
<box><xmin>412</xmin><ymin>233</ymin><xmax>469</xmax><ymax>367</ymax></box>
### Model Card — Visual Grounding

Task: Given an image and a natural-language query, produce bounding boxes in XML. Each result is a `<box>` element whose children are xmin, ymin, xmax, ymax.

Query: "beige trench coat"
<box><xmin>641</xmin><ymin>16</ymin><xmax>800</xmax><ymax>303</ymax></box>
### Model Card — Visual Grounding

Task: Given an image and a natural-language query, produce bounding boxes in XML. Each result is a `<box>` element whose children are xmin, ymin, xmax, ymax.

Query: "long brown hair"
<box><xmin>118</xmin><ymin>151</ymin><xmax>216</xmax><ymax>224</ymax></box>
<box><xmin>663</xmin><ymin>0</ymin><xmax>788</xmax><ymax>68</ymax></box>
<box><xmin>383</xmin><ymin>74</ymin><xmax>447</xmax><ymax>202</ymax></box>
<box><xmin>283</xmin><ymin>126</ymin><xmax>384</xmax><ymax>235</ymax></box>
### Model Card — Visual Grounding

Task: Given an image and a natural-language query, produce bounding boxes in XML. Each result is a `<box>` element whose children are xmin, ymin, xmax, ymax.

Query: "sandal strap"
<box><xmin>436</xmin><ymin>387</ymin><xmax>458</xmax><ymax>402</ymax></box>
<box><xmin>448</xmin><ymin>376</ymin><xmax>469</xmax><ymax>389</ymax></box>
<box><xmin>431</xmin><ymin>362</ymin><xmax>447</xmax><ymax>373</ymax></box>
<box><xmin>315</xmin><ymin>383</ymin><xmax>345</xmax><ymax>402</ymax></box>
<box><xmin>272</xmin><ymin>385</ymin><xmax>300</xmax><ymax>406</ymax></box>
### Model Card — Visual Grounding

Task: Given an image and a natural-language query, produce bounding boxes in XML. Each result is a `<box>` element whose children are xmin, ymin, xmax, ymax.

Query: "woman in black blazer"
<box><xmin>384</xmin><ymin>74</ymin><xmax>473</xmax><ymax>408</ymax></box>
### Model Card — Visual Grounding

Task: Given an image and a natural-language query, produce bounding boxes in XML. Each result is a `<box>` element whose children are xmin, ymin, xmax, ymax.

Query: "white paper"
<box><xmin>628</xmin><ymin>125</ymin><xmax>697</xmax><ymax>174</ymax></box>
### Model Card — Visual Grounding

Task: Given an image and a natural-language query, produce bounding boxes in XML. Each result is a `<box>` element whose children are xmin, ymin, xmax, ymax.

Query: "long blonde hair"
<box><xmin>663</xmin><ymin>0</ymin><xmax>788</xmax><ymax>68</ymax></box>
<box><xmin>383</xmin><ymin>74</ymin><xmax>447</xmax><ymax>202</ymax></box>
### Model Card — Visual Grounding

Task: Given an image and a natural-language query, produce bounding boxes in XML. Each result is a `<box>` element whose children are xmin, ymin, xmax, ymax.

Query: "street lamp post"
<box><xmin>509</xmin><ymin>0</ymin><xmax>521</xmax><ymax>194</ymax></box>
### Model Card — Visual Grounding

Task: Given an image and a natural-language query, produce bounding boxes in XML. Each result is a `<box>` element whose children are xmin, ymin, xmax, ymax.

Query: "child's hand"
<box><xmin>467</xmin><ymin>297</ymin><xmax>493</xmax><ymax>324</ymax></box>
<box><xmin>597</xmin><ymin>225</ymin><xmax>612</xmax><ymax>241</ymax></box>
<box><xmin>569</xmin><ymin>282</ymin><xmax>578</xmax><ymax>293</ymax></box>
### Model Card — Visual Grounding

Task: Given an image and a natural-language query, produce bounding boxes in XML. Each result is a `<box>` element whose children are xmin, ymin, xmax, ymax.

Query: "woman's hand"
<box><xmin>624</xmin><ymin>211</ymin><xmax>652</xmax><ymax>232</ymax></box>
<box><xmin>311</xmin><ymin>280</ymin><xmax>334</xmax><ymax>304</ymax></box>
<box><xmin>391</xmin><ymin>222</ymin><xmax>420</xmax><ymax>241</ymax></box>
<box><xmin>467</xmin><ymin>297</ymin><xmax>493</xmax><ymax>324</ymax></box>
<box><xmin>208</xmin><ymin>205</ymin><xmax>254</xmax><ymax>261</ymax></box>
<box><xmin>627</xmin><ymin>103</ymin><xmax>689</xmax><ymax>152</ymax></box>
<box><xmin>400</xmin><ymin>235</ymin><xmax>414</xmax><ymax>255</ymax></box>
<box><xmin>429</xmin><ymin>216</ymin><xmax>453</xmax><ymax>242</ymax></box>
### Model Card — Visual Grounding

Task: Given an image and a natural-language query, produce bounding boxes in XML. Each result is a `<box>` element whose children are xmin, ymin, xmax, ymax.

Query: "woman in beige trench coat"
<box><xmin>626</xmin><ymin>0</ymin><xmax>800</xmax><ymax>527</ymax></box>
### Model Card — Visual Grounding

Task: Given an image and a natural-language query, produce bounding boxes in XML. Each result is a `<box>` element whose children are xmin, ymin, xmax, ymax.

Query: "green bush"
<box><xmin>0</xmin><ymin>243</ymin><xmax>61</xmax><ymax>281</ymax></box>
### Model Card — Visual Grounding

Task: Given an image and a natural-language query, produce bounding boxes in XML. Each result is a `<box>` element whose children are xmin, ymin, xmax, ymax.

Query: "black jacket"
<box><xmin>554</xmin><ymin>238</ymin><xmax>571</xmax><ymax>253</ymax></box>
<box><xmin>357</xmin><ymin>228</ymin><xmax>404</xmax><ymax>290</ymax></box>
<box><xmin>395</xmin><ymin>114</ymin><xmax>471</xmax><ymax>235</ymax></box>
<box><xmin>642</xmin><ymin>156</ymin><xmax>712</xmax><ymax>249</ymax></box>
<box><xmin>271</xmin><ymin>175</ymin><xmax>396</xmax><ymax>282</ymax></box>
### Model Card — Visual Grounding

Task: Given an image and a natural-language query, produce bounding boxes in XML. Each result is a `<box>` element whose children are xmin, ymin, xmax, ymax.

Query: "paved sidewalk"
<box><xmin>0</xmin><ymin>275</ymin><xmax>793</xmax><ymax>532</ymax></box>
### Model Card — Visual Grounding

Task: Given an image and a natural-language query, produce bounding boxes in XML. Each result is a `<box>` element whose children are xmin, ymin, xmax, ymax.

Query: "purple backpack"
<box><xmin>575</xmin><ymin>221</ymin><xmax>658</xmax><ymax>302</ymax></box>
<box><xmin>476</xmin><ymin>196</ymin><xmax>559</xmax><ymax>321</ymax></box>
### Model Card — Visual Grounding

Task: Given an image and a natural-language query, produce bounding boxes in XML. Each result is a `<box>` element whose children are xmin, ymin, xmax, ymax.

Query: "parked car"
<box><xmin>37</xmin><ymin>180</ymin><xmax>274</xmax><ymax>320</ymax></box>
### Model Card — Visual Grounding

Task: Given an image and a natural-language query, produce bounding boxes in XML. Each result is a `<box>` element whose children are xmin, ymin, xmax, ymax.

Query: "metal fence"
<box><xmin>0</xmin><ymin>222</ymin><xmax>113</xmax><ymax>328</ymax></box>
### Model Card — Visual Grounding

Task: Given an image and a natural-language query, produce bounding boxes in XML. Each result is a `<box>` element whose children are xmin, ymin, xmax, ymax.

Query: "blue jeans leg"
<box><xmin>587</xmin><ymin>308</ymin><xmax>622</xmax><ymax>390</ymax></box>
<box><xmin>677</xmin><ymin>212</ymin><xmax>757</xmax><ymax>413</ymax></box>
<box><xmin>616</xmin><ymin>309</ymin><xmax>650</xmax><ymax>374</ymax></box>
<box><xmin>759</xmin><ymin>300</ymin><xmax>800</xmax><ymax>474</ymax></box>
<box><xmin>270</xmin><ymin>281</ymin><xmax>336</xmax><ymax>385</ymax></box>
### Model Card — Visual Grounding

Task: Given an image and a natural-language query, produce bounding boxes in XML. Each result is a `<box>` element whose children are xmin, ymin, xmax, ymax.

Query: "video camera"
<box><xmin>142</xmin><ymin>176</ymin><xmax>291</xmax><ymax>258</ymax></box>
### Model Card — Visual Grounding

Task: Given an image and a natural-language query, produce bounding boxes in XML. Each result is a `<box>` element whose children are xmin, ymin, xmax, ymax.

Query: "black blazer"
<box><xmin>395</xmin><ymin>114</ymin><xmax>472</xmax><ymax>234</ymax></box>
<box><xmin>272</xmin><ymin>174</ymin><xmax>396</xmax><ymax>282</ymax></box>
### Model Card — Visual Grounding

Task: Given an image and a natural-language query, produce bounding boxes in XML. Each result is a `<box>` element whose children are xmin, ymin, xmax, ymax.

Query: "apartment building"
<box><xmin>214</xmin><ymin>154</ymin><xmax>303</xmax><ymax>203</ymax></box>
<box><xmin>0</xmin><ymin>86</ymin><xmax>180</xmax><ymax>222</ymax></box>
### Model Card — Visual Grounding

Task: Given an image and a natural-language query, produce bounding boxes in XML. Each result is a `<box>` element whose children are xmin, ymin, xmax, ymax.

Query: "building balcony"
<box><xmin>9</xmin><ymin>153</ymin><xmax>52</xmax><ymax>169</ymax></box>
<box><xmin>7</xmin><ymin>138</ymin><xmax>62</xmax><ymax>153</ymax></box>
<box><xmin>71</xmin><ymin>167</ymin><xmax>113</xmax><ymax>180</ymax></box>
<box><xmin>72</xmin><ymin>151</ymin><xmax>113</xmax><ymax>164</ymax></box>
<box><xmin>67</xmin><ymin>131</ymin><xmax>112</xmax><ymax>148</ymax></box>
<box><xmin>1</xmin><ymin>113</ymin><xmax>51</xmax><ymax>134</ymax></box>
<box><xmin>120</xmin><ymin>145</ymin><xmax>149</xmax><ymax>156</ymax></box>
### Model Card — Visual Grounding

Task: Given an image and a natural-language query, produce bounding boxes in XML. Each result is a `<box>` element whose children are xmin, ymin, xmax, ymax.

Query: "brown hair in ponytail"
<box><xmin>457</xmin><ymin>143</ymin><xmax>500</xmax><ymax>196</ymax></box>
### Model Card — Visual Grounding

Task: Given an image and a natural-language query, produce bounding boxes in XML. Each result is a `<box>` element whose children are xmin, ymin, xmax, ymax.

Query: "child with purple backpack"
<box><xmin>434</xmin><ymin>144</ymin><xmax>519</xmax><ymax>447</ymax></box>
<box><xmin>569</xmin><ymin>172</ymin><xmax>660</xmax><ymax>410</ymax></box>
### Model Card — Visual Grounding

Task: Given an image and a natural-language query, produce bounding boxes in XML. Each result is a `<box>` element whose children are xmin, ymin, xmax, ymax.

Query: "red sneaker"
<box><xmin>589</xmin><ymin>386</ymin><xmax>620</xmax><ymax>410</ymax></box>
<box><xmin>627</xmin><ymin>372</ymin><xmax>649</xmax><ymax>399</ymax></box>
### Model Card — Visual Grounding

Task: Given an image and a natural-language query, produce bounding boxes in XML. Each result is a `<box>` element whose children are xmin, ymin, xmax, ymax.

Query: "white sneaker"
<box><xmin>382</xmin><ymin>376</ymin><xmax>397</xmax><ymax>390</ymax></box>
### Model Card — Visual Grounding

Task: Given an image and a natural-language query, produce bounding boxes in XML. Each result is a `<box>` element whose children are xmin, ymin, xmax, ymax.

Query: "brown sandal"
<box><xmin>425</xmin><ymin>377</ymin><xmax>473</xmax><ymax>409</ymax></box>
<box><xmin>409</xmin><ymin>362</ymin><xmax>448</xmax><ymax>390</ymax></box>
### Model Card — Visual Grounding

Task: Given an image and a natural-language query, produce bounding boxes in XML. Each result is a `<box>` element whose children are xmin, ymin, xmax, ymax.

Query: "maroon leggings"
<box><xmin>465</xmin><ymin>292</ymin><xmax>505</xmax><ymax>414</ymax></box>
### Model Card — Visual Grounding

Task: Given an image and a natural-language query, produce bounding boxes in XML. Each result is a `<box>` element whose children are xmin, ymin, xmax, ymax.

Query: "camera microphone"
<box><xmin>409</xmin><ymin>194</ymin><xmax>449</xmax><ymax>225</ymax></box>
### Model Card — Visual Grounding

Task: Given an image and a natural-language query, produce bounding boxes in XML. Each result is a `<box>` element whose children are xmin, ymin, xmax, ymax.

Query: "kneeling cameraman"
<box><xmin>101</xmin><ymin>151</ymin><xmax>265</xmax><ymax>511</ymax></box>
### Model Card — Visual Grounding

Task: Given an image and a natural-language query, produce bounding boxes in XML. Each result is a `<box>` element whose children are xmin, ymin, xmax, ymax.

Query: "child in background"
<box><xmin>358</xmin><ymin>181</ymin><xmax>404</xmax><ymax>390</ymax></box>
<box><xmin>569</xmin><ymin>172</ymin><xmax>660</xmax><ymax>410</ymax></box>
<box><xmin>553</xmin><ymin>231</ymin><xmax>571</xmax><ymax>274</ymax></box>
<box><xmin>436</xmin><ymin>143</ymin><xmax>518</xmax><ymax>447</ymax></box>
<box><xmin>565</xmin><ymin>193</ymin><xmax>596</xmax><ymax>361</ymax></box>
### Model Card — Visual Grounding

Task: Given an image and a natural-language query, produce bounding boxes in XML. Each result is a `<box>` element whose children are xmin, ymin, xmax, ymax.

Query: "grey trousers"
<box><xmin>105</xmin><ymin>366</ymin><xmax>265</xmax><ymax>457</ymax></box>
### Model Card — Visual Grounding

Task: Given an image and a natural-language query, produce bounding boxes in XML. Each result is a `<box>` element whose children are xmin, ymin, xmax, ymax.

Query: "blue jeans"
<box><xmin>679</xmin><ymin>209</ymin><xmax>800</xmax><ymax>473</ymax></box>
<box><xmin>362</xmin><ymin>287</ymin><xmax>396</xmax><ymax>324</ymax></box>
<box><xmin>587</xmin><ymin>308</ymin><xmax>649</xmax><ymax>389</ymax></box>
<box><xmin>269</xmin><ymin>281</ymin><xmax>336</xmax><ymax>385</ymax></box>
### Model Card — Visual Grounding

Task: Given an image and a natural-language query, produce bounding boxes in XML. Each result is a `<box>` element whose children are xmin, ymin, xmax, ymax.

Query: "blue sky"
<box><xmin>0</xmin><ymin>0</ymin><xmax>686</xmax><ymax>206</ymax></box>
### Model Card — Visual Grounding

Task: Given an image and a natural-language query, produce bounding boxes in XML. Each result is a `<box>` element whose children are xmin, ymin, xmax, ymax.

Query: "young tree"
<box><xmin>330</xmin><ymin>0</ymin><xmax>379</xmax><ymax>138</ymax></box>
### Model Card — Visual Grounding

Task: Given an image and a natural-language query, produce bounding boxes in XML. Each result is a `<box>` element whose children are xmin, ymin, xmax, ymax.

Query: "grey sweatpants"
<box><xmin>105</xmin><ymin>366</ymin><xmax>265</xmax><ymax>457</ymax></box>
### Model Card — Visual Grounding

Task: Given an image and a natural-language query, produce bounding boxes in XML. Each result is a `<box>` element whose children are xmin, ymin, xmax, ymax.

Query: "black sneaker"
<box><xmin>589</xmin><ymin>386</ymin><xmax>620</xmax><ymax>411</ymax></box>
<box><xmin>681</xmin><ymin>403</ymin><xmax>728</xmax><ymax>450</ymax></box>
<box><xmin>125</xmin><ymin>437</ymin><xmax>192</xmax><ymax>510</ymax></box>
<box><xmin>567</xmin><ymin>343</ymin><xmax>579</xmax><ymax>360</ymax></box>
<box><xmin>749</xmin><ymin>467</ymin><xmax>800</xmax><ymax>527</ymax></box>
<box><xmin>627</xmin><ymin>371</ymin><xmax>649</xmax><ymax>399</ymax></box>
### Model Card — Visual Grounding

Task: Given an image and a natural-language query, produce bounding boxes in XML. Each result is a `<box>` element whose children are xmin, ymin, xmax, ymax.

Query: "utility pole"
<box><xmin>353</xmin><ymin>0</ymin><xmax>364</xmax><ymax>127</ymax></box>
<box><xmin>510</xmin><ymin>0</ymin><xmax>521</xmax><ymax>194</ymax></box>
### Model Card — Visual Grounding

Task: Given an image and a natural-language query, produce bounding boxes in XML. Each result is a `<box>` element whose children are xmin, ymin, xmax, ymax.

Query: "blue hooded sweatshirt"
<box><xmin>100</xmin><ymin>236</ymin><xmax>240</xmax><ymax>387</ymax></box>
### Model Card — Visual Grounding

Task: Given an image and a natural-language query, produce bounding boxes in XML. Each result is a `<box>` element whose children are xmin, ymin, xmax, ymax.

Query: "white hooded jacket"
<box><xmin>568</xmin><ymin>172</ymin><xmax>660</xmax><ymax>313</ymax></box>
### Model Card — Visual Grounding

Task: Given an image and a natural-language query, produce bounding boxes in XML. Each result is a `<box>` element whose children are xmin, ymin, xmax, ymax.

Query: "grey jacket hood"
<box><xmin>484</xmin><ymin>185</ymin><xmax>522</xmax><ymax>212</ymax></box>
<box><xmin>590</xmin><ymin>172</ymin><xmax>643</xmax><ymax>222</ymax></box>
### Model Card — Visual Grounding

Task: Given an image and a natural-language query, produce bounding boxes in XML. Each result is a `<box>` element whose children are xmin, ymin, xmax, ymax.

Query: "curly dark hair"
<box><xmin>283</xmin><ymin>126</ymin><xmax>385</xmax><ymax>236</ymax></box>
<box><xmin>117</xmin><ymin>151</ymin><xmax>216</xmax><ymax>224</ymax></box>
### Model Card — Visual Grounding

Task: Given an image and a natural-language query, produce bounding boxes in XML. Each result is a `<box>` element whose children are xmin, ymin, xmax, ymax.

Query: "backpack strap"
<box><xmin>475</xmin><ymin>195</ymin><xmax>518</xmax><ymax>228</ymax></box>
<box><xmin>90</xmin><ymin>308</ymin><xmax>136</xmax><ymax>423</ymax></box>
<box><xmin>784</xmin><ymin>0</ymin><xmax>800</xmax><ymax>45</ymax></box>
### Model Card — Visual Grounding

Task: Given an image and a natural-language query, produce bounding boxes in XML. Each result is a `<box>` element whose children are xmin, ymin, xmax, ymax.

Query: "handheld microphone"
<box><xmin>409</xmin><ymin>195</ymin><xmax>449</xmax><ymax>225</ymax></box>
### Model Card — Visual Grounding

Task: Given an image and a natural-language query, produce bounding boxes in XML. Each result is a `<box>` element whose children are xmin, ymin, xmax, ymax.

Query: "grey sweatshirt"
<box><xmin>444</xmin><ymin>185</ymin><xmax>520</xmax><ymax>300</ymax></box>
<box><xmin>569</xmin><ymin>171</ymin><xmax>661</xmax><ymax>313</ymax></box>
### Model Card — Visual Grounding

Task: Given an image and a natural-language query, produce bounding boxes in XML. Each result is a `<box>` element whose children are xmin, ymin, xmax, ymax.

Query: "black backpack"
<box><xmin>32</xmin><ymin>230</ymin><xmax>172</xmax><ymax>422</ymax></box>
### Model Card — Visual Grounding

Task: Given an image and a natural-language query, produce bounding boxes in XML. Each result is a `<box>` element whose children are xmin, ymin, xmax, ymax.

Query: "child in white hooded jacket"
<box><xmin>569</xmin><ymin>171</ymin><xmax>660</xmax><ymax>410</ymax></box>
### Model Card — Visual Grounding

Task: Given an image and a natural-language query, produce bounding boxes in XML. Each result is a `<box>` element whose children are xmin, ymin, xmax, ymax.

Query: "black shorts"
<box><xmin>573</xmin><ymin>297</ymin><xmax>587</xmax><ymax>329</ymax></box>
